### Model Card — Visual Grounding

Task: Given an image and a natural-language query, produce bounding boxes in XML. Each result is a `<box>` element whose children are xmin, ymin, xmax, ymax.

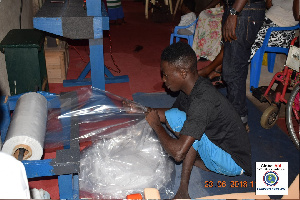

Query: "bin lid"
<box><xmin>0</xmin><ymin>29</ymin><xmax>44</xmax><ymax>49</ymax></box>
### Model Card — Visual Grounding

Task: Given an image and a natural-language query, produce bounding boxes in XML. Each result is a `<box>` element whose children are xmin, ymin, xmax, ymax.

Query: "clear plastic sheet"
<box><xmin>79</xmin><ymin>119</ymin><xmax>175</xmax><ymax>199</ymax></box>
<box><xmin>45</xmin><ymin>87</ymin><xmax>147</xmax><ymax>149</ymax></box>
<box><xmin>44</xmin><ymin>87</ymin><xmax>175</xmax><ymax>198</ymax></box>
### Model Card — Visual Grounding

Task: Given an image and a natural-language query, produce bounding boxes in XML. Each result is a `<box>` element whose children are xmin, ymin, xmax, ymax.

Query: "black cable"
<box><xmin>19</xmin><ymin>0</ymin><xmax>23</xmax><ymax>29</ymax></box>
<box><xmin>107</xmin><ymin>31</ymin><xmax>121</xmax><ymax>73</ymax></box>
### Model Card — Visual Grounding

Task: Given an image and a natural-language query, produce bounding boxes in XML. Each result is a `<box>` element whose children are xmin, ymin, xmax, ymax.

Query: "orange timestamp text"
<box><xmin>204</xmin><ymin>181</ymin><xmax>255</xmax><ymax>188</ymax></box>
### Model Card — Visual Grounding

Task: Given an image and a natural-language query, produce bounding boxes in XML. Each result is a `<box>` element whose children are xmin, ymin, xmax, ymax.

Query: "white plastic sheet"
<box><xmin>2</xmin><ymin>92</ymin><xmax>48</xmax><ymax>160</ymax></box>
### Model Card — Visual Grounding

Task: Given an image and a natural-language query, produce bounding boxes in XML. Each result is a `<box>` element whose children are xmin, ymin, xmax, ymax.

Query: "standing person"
<box><xmin>145</xmin><ymin>42</ymin><xmax>252</xmax><ymax>199</ymax></box>
<box><xmin>106</xmin><ymin>0</ymin><xmax>125</xmax><ymax>25</ymax></box>
<box><xmin>293</xmin><ymin>0</ymin><xmax>299</xmax><ymax>21</ymax></box>
<box><xmin>221</xmin><ymin>0</ymin><xmax>266</xmax><ymax>133</ymax></box>
<box><xmin>176</xmin><ymin>0</ymin><xmax>197</xmax><ymax>35</ymax></box>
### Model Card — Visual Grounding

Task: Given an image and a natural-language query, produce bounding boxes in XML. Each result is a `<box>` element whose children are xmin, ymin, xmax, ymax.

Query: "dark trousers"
<box><xmin>222</xmin><ymin>1</ymin><xmax>265</xmax><ymax>121</ymax></box>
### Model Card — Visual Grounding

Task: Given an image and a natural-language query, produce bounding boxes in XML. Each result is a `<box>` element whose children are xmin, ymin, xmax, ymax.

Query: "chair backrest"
<box><xmin>174</xmin><ymin>17</ymin><xmax>199</xmax><ymax>34</ymax></box>
<box><xmin>262</xmin><ymin>23</ymin><xmax>300</xmax><ymax>52</ymax></box>
<box><xmin>189</xmin><ymin>17</ymin><xmax>199</xmax><ymax>29</ymax></box>
<box><xmin>191</xmin><ymin>17</ymin><xmax>199</xmax><ymax>36</ymax></box>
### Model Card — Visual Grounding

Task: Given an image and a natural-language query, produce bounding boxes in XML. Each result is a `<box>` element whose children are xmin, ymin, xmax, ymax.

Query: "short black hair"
<box><xmin>161</xmin><ymin>42</ymin><xmax>197</xmax><ymax>72</ymax></box>
<box><xmin>183</xmin><ymin>0</ymin><xmax>195</xmax><ymax>12</ymax></box>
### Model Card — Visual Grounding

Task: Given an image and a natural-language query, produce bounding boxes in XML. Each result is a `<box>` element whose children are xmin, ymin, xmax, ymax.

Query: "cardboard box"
<box><xmin>44</xmin><ymin>41</ymin><xmax>69</xmax><ymax>83</ymax></box>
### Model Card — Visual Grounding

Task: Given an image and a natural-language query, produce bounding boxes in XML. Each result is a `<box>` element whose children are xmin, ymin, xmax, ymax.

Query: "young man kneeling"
<box><xmin>145</xmin><ymin>42</ymin><xmax>252</xmax><ymax>199</ymax></box>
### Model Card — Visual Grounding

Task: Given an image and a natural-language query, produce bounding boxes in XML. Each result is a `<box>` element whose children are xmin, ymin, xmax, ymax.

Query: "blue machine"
<box><xmin>1</xmin><ymin>1</ymin><xmax>130</xmax><ymax>198</ymax></box>
<box><xmin>0</xmin><ymin>91</ymin><xmax>80</xmax><ymax>199</ymax></box>
<box><xmin>33</xmin><ymin>0</ymin><xmax>129</xmax><ymax>90</ymax></box>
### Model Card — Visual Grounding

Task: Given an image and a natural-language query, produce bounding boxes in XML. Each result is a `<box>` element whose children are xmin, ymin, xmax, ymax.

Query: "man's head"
<box><xmin>160</xmin><ymin>42</ymin><xmax>197</xmax><ymax>92</ymax></box>
<box><xmin>161</xmin><ymin>42</ymin><xmax>197</xmax><ymax>72</ymax></box>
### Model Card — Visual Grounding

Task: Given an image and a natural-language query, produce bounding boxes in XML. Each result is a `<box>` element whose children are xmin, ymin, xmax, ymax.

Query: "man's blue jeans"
<box><xmin>222</xmin><ymin>1</ymin><xmax>265</xmax><ymax>122</ymax></box>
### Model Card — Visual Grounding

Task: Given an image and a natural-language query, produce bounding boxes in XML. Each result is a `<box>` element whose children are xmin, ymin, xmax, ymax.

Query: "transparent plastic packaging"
<box><xmin>45</xmin><ymin>87</ymin><xmax>147</xmax><ymax>149</ymax></box>
<box><xmin>44</xmin><ymin>87</ymin><xmax>175</xmax><ymax>199</ymax></box>
<box><xmin>79</xmin><ymin>119</ymin><xmax>175</xmax><ymax>199</ymax></box>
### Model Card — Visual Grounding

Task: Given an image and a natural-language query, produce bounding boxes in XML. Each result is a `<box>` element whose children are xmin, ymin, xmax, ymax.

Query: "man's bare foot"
<box><xmin>173</xmin><ymin>189</ymin><xmax>191</xmax><ymax>199</ymax></box>
<box><xmin>208</xmin><ymin>70</ymin><xmax>221</xmax><ymax>80</ymax></box>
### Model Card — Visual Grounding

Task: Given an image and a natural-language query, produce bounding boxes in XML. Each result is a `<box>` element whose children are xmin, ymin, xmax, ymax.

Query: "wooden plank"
<box><xmin>44</xmin><ymin>42</ymin><xmax>68</xmax><ymax>83</ymax></box>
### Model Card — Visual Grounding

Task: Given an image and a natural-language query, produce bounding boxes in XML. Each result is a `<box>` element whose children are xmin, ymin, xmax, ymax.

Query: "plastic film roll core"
<box><xmin>2</xmin><ymin>92</ymin><xmax>48</xmax><ymax>160</ymax></box>
<box><xmin>13</xmin><ymin>145</ymin><xmax>32</xmax><ymax>160</ymax></box>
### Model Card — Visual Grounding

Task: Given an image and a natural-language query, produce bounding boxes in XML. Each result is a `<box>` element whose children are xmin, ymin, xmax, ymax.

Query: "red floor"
<box><xmin>29</xmin><ymin>1</ymin><xmax>179</xmax><ymax>198</ymax></box>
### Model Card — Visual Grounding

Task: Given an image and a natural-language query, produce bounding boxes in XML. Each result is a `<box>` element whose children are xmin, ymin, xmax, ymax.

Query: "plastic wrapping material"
<box><xmin>79</xmin><ymin>119</ymin><xmax>175</xmax><ymax>199</ymax></box>
<box><xmin>44</xmin><ymin>87</ymin><xmax>175</xmax><ymax>198</ymax></box>
<box><xmin>45</xmin><ymin>87</ymin><xmax>147</xmax><ymax>149</ymax></box>
<box><xmin>2</xmin><ymin>92</ymin><xmax>48</xmax><ymax>160</ymax></box>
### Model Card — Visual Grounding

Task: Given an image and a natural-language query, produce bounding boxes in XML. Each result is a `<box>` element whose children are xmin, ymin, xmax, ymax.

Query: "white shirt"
<box><xmin>266</xmin><ymin>0</ymin><xmax>298</xmax><ymax>27</ymax></box>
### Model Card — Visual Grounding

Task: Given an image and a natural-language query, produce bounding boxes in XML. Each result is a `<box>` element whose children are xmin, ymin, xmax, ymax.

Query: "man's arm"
<box><xmin>147</xmin><ymin>107</ymin><xmax>181</xmax><ymax>137</ymax></box>
<box><xmin>145</xmin><ymin>109</ymin><xmax>195</xmax><ymax>162</ymax></box>
<box><xmin>222</xmin><ymin>0</ymin><xmax>249</xmax><ymax>42</ymax></box>
<box><xmin>266</xmin><ymin>0</ymin><xmax>272</xmax><ymax>9</ymax></box>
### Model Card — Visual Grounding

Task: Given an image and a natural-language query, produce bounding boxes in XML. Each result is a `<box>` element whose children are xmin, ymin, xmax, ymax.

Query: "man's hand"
<box><xmin>145</xmin><ymin>109</ymin><xmax>162</xmax><ymax>131</ymax></box>
<box><xmin>122</xmin><ymin>100</ymin><xmax>147</xmax><ymax>113</ymax></box>
<box><xmin>223</xmin><ymin>15</ymin><xmax>238</xmax><ymax>42</ymax></box>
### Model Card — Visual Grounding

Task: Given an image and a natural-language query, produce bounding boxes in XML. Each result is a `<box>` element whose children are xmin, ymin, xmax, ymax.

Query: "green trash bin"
<box><xmin>0</xmin><ymin>29</ymin><xmax>48</xmax><ymax>96</ymax></box>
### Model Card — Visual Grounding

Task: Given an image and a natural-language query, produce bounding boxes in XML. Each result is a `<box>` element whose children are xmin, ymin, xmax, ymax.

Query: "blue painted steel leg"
<box><xmin>57</xmin><ymin>174</ymin><xmax>79</xmax><ymax>199</ymax></box>
<box><xmin>63</xmin><ymin>58</ymin><xmax>129</xmax><ymax>89</ymax></box>
<box><xmin>90</xmin><ymin>39</ymin><xmax>105</xmax><ymax>90</ymax></box>
<box><xmin>58</xmin><ymin>174</ymin><xmax>73</xmax><ymax>199</ymax></box>
<box><xmin>0</xmin><ymin>96</ymin><xmax>10</xmax><ymax>144</ymax></box>
<box><xmin>78</xmin><ymin>62</ymin><xmax>91</xmax><ymax>81</ymax></box>
<box><xmin>72</xmin><ymin>175</ymin><xmax>79</xmax><ymax>199</ymax></box>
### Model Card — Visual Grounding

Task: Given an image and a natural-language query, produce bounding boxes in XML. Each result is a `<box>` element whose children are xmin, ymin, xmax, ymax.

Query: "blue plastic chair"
<box><xmin>249</xmin><ymin>23</ymin><xmax>300</xmax><ymax>90</ymax></box>
<box><xmin>170</xmin><ymin>17</ymin><xmax>199</xmax><ymax>47</ymax></box>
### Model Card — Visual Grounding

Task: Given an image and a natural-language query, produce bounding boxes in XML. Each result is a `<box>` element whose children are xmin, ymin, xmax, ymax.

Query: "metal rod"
<box><xmin>18</xmin><ymin>148</ymin><xmax>25</xmax><ymax>161</ymax></box>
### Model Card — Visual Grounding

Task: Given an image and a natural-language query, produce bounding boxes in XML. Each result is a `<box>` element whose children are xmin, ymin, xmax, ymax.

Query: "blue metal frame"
<box><xmin>33</xmin><ymin>0</ymin><xmax>129</xmax><ymax>90</ymax></box>
<box><xmin>63</xmin><ymin>61</ymin><xmax>129</xmax><ymax>87</ymax></box>
<box><xmin>1</xmin><ymin>91</ymin><xmax>80</xmax><ymax>199</ymax></box>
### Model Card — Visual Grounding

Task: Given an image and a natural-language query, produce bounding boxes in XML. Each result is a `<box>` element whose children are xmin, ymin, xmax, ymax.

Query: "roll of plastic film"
<box><xmin>2</xmin><ymin>92</ymin><xmax>48</xmax><ymax>160</ymax></box>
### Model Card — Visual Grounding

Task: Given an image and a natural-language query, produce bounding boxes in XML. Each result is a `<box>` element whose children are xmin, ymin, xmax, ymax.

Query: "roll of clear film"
<box><xmin>2</xmin><ymin>92</ymin><xmax>48</xmax><ymax>160</ymax></box>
